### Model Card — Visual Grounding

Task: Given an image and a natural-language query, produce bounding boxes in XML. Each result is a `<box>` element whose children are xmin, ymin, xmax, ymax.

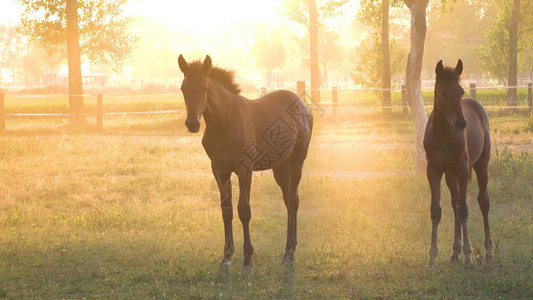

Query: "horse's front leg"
<box><xmin>213</xmin><ymin>170</ymin><xmax>234</xmax><ymax>270</ymax></box>
<box><xmin>456</xmin><ymin>163</ymin><xmax>473</xmax><ymax>266</ymax></box>
<box><xmin>427</xmin><ymin>163</ymin><xmax>443</xmax><ymax>267</ymax></box>
<box><xmin>445</xmin><ymin>172</ymin><xmax>462</xmax><ymax>263</ymax></box>
<box><xmin>236</xmin><ymin>171</ymin><xmax>254</xmax><ymax>272</ymax></box>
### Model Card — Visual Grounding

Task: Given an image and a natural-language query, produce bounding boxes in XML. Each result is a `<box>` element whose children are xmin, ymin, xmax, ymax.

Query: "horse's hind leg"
<box><xmin>445</xmin><ymin>172</ymin><xmax>462</xmax><ymax>263</ymax></box>
<box><xmin>213</xmin><ymin>170</ymin><xmax>234</xmax><ymax>269</ymax></box>
<box><xmin>474</xmin><ymin>156</ymin><xmax>493</xmax><ymax>263</ymax></box>
<box><xmin>236</xmin><ymin>172</ymin><xmax>254</xmax><ymax>272</ymax></box>
<box><xmin>273</xmin><ymin>160</ymin><xmax>301</xmax><ymax>267</ymax></box>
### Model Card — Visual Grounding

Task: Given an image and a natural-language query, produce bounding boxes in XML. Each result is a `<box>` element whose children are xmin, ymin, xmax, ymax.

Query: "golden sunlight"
<box><xmin>125</xmin><ymin>0</ymin><xmax>284</xmax><ymax>33</ymax></box>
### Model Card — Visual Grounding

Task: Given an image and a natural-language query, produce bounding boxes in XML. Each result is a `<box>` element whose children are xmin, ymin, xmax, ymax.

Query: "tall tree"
<box><xmin>381</xmin><ymin>0</ymin><xmax>391</xmax><ymax>114</ymax></box>
<box><xmin>507</xmin><ymin>0</ymin><xmax>520</xmax><ymax>106</ymax></box>
<box><xmin>476</xmin><ymin>0</ymin><xmax>533</xmax><ymax>87</ymax></box>
<box><xmin>309</xmin><ymin>0</ymin><xmax>321</xmax><ymax>102</ymax></box>
<box><xmin>403</xmin><ymin>0</ymin><xmax>429</xmax><ymax>173</ymax></box>
<box><xmin>17</xmin><ymin>0</ymin><xmax>136</xmax><ymax>124</ymax></box>
<box><xmin>0</xmin><ymin>25</ymin><xmax>24</xmax><ymax>85</ymax></box>
<box><xmin>252</xmin><ymin>28</ymin><xmax>287</xmax><ymax>88</ymax></box>
<box><xmin>350</xmin><ymin>35</ymin><xmax>405</xmax><ymax>94</ymax></box>
<box><xmin>425</xmin><ymin>0</ymin><xmax>497</xmax><ymax>77</ymax></box>
<box><xmin>66</xmin><ymin>0</ymin><xmax>83</xmax><ymax>122</ymax></box>
<box><xmin>319</xmin><ymin>28</ymin><xmax>344</xmax><ymax>86</ymax></box>
<box><xmin>281</xmin><ymin>0</ymin><xmax>348</xmax><ymax>103</ymax></box>
<box><xmin>358</xmin><ymin>0</ymin><xmax>404</xmax><ymax>114</ymax></box>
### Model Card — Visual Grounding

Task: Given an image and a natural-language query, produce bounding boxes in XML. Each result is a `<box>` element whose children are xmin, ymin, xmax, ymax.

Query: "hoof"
<box><xmin>464</xmin><ymin>255</ymin><xmax>473</xmax><ymax>266</ymax></box>
<box><xmin>281</xmin><ymin>258</ymin><xmax>294</xmax><ymax>268</ymax></box>
<box><xmin>220</xmin><ymin>260</ymin><xmax>231</xmax><ymax>272</ymax></box>
<box><xmin>243</xmin><ymin>264</ymin><xmax>253</xmax><ymax>273</ymax></box>
<box><xmin>484</xmin><ymin>252</ymin><xmax>493</xmax><ymax>265</ymax></box>
<box><xmin>281</xmin><ymin>252</ymin><xmax>295</xmax><ymax>268</ymax></box>
<box><xmin>428</xmin><ymin>248</ymin><xmax>438</xmax><ymax>267</ymax></box>
<box><xmin>427</xmin><ymin>257</ymin><xmax>437</xmax><ymax>268</ymax></box>
<box><xmin>450</xmin><ymin>254</ymin><xmax>459</xmax><ymax>264</ymax></box>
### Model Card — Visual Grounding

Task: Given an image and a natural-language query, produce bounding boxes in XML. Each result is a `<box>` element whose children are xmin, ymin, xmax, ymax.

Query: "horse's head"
<box><xmin>178</xmin><ymin>54</ymin><xmax>212</xmax><ymax>133</ymax></box>
<box><xmin>434</xmin><ymin>59</ymin><xmax>466</xmax><ymax>131</ymax></box>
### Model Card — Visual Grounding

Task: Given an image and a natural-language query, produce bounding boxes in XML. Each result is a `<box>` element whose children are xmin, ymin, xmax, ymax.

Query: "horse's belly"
<box><xmin>237</xmin><ymin>140</ymin><xmax>294</xmax><ymax>172</ymax></box>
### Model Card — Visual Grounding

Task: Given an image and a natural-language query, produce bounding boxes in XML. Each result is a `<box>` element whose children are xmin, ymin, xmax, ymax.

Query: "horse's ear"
<box><xmin>202</xmin><ymin>55</ymin><xmax>212</xmax><ymax>74</ymax></box>
<box><xmin>178</xmin><ymin>54</ymin><xmax>189</xmax><ymax>74</ymax></box>
<box><xmin>435</xmin><ymin>60</ymin><xmax>444</xmax><ymax>78</ymax></box>
<box><xmin>455</xmin><ymin>59</ymin><xmax>463</xmax><ymax>76</ymax></box>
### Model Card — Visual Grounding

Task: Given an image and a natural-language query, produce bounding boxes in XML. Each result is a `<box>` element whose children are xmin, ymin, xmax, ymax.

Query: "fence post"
<box><xmin>332</xmin><ymin>86</ymin><xmax>338</xmax><ymax>118</ymax></box>
<box><xmin>401</xmin><ymin>85</ymin><xmax>408</xmax><ymax>116</ymax></box>
<box><xmin>96</xmin><ymin>93</ymin><xmax>103</xmax><ymax>131</ymax></box>
<box><xmin>527</xmin><ymin>82</ymin><xmax>533</xmax><ymax>113</ymax></box>
<box><xmin>297</xmin><ymin>81</ymin><xmax>306</xmax><ymax>102</ymax></box>
<box><xmin>0</xmin><ymin>92</ymin><xmax>4</xmax><ymax>136</ymax></box>
<box><xmin>469</xmin><ymin>83</ymin><xmax>477</xmax><ymax>100</ymax></box>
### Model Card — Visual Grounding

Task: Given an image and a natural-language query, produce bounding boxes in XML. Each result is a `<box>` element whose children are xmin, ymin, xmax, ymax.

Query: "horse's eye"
<box><xmin>441</xmin><ymin>92</ymin><xmax>447</xmax><ymax>98</ymax></box>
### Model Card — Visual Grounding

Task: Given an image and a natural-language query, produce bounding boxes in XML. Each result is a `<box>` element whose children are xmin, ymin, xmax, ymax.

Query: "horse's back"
<box><xmin>247</xmin><ymin>90</ymin><xmax>313</xmax><ymax>167</ymax></box>
<box><xmin>251</xmin><ymin>90</ymin><xmax>313</xmax><ymax>136</ymax></box>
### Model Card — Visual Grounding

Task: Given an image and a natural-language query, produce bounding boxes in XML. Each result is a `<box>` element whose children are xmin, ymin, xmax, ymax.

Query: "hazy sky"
<box><xmin>0</xmin><ymin>0</ymin><xmax>284</xmax><ymax>30</ymax></box>
<box><xmin>126</xmin><ymin>0</ymin><xmax>284</xmax><ymax>33</ymax></box>
<box><xmin>0</xmin><ymin>0</ymin><xmax>23</xmax><ymax>25</ymax></box>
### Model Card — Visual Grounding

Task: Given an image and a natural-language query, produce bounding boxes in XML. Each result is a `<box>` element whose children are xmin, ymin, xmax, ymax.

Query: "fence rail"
<box><xmin>1</xmin><ymin>82</ymin><xmax>533</xmax><ymax>135</ymax></box>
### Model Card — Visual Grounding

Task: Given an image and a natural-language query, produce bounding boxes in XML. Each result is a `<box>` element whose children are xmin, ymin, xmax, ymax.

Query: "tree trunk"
<box><xmin>308</xmin><ymin>0</ymin><xmax>321</xmax><ymax>103</ymax></box>
<box><xmin>507</xmin><ymin>0</ymin><xmax>520</xmax><ymax>107</ymax></box>
<box><xmin>381</xmin><ymin>0</ymin><xmax>392</xmax><ymax>115</ymax></box>
<box><xmin>66</xmin><ymin>0</ymin><xmax>85</xmax><ymax>125</ymax></box>
<box><xmin>404</xmin><ymin>0</ymin><xmax>429</xmax><ymax>173</ymax></box>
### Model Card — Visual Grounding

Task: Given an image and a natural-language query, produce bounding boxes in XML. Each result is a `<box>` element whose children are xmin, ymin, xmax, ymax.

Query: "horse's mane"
<box><xmin>438</xmin><ymin>67</ymin><xmax>461</xmax><ymax>82</ymax></box>
<box><xmin>189</xmin><ymin>61</ymin><xmax>241</xmax><ymax>94</ymax></box>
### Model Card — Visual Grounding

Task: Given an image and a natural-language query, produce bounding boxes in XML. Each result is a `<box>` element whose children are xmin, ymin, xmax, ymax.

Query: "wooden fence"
<box><xmin>1</xmin><ymin>82</ymin><xmax>533</xmax><ymax>135</ymax></box>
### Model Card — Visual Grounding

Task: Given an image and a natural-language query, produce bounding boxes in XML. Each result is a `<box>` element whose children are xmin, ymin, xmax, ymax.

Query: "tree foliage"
<box><xmin>17</xmin><ymin>0</ymin><xmax>137</xmax><ymax>71</ymax></box>
<box><xmin>358</xmin><ymin>0</ymin><xmax>403</xmax><ymax>29</ymax></box>
<box><xmin>476</xmin><ymin>0</ymin><xmax>533</xmax><ymax>82</ymax></box>
<box><xmin>425</xmin><ymin>0</ymin><xmax>498</xmax><ymax>76</ymax></box>
<box><xmin>352</xmin><ymin>0</ymin><xmax>406</xmax><ymax>90</ymax></box>
<box><xmin>0</xmin><ymin>25</ymin><xmax>24</xmax><ymax>81</ymax></box>
<box><xmin>252</xmin><ymin>29</ymin><xmax>287</xmax><ymax>87</ymax></box>
<box><xmin>350</xmin><ymin>35</ymin><xmax>405</xmax><ymax>89</ymax></box>
<box><xmin>252</xmin><ymin>30</ymin><xmax>287</xmax><ymax>73</ymax></box>
<box><xmin>281</xmin><ymin>0</ymin><xmax>349</xmax><ymax>30</ymax></box>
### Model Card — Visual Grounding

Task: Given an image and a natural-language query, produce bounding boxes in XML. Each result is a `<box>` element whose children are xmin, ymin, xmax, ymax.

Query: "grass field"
<box><xmin>1</xmin><ymin>94</ymin><xmax>533</xmax><ymax>298</ymax></box>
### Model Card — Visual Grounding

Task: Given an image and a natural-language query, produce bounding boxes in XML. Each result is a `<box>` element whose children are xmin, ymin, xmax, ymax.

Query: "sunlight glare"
<box><xmin>125</xmin><ymin>0</ymin><xmax>284</xmax><ymax>34</ymax></box>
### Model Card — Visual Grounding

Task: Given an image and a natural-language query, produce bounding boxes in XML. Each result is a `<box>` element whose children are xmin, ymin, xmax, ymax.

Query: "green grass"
<box><xmin>0</xmin><ymin>96</ymin><xmax>532</xmax><ymax>298</ymax></box>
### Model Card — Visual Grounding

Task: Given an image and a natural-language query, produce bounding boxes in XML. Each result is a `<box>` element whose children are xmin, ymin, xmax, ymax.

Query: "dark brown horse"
<box><xmin>178</xmin><ymin>55</ymin><xmax>313</xmax><ymax>271</ymax></box>
<box><xmin>423</xmin><ymin>60</ymin><xmax>493</xmax><ymax>267</ymax></box>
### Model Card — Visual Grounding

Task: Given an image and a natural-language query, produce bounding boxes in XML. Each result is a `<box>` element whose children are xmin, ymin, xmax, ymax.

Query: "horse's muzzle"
<box><xmin>185</xmin><ymin>118</ymin><xmax>200</xmax><ymax>133</ymax></box>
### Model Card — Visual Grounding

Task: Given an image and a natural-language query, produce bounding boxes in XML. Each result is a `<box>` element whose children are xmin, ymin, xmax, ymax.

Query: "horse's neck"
<box><xmin>203</xmin><ymin>81</ymin><xmax>240</xmax><ymax>132</ymax></box>
<box><xmin>432</xmin><ymin>96</ymin><xmax>447</xmax><ymax>129</ymax></box>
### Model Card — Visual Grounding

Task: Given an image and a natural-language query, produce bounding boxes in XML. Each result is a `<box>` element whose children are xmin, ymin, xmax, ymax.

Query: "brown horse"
<box><xmin>178</xmin><ymin>55</ymin><xmax>313</xmax><ymax>272</ymax></box>
<box><xmin>423</xmin><ymin>60</ymin><xmax>493</xmax><ymax>267</ymax></box>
